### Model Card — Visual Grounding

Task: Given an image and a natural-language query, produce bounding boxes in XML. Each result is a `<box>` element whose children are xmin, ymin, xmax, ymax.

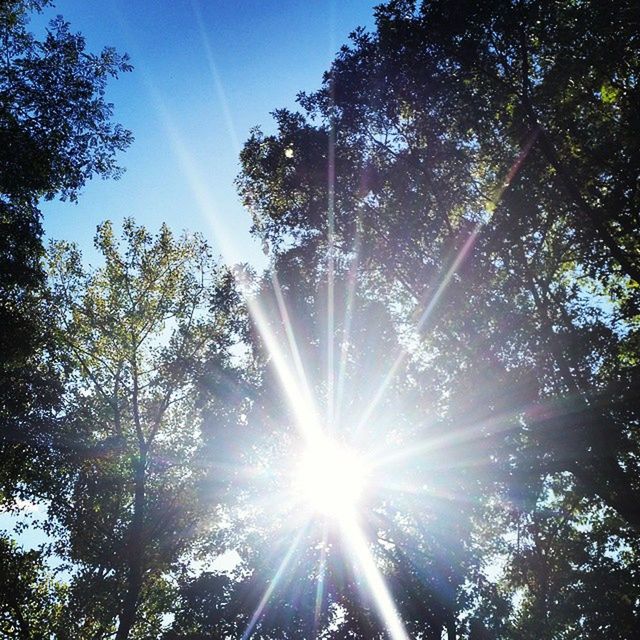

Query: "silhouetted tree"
<box><xmin>1</xmin><ymin>0</ymin><xmax>132</xmax><ymax>503</ymax></box>
<box><xmin>237</xmin><ymin>0</ymin><xmax>640</xmax><ymax>636</ymax></box>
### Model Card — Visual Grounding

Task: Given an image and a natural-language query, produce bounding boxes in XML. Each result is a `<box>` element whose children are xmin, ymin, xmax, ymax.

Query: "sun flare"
<box><xmin>294</xmin><ymin>438</ymin><xmax>368</xmax><ymax>518</ymax></box>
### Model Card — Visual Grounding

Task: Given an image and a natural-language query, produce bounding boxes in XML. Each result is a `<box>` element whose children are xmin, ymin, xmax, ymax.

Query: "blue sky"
<box><xmin>36</xmin><ymin>0</ymin><xmax>377</xmax><ymax>269</ymax></box>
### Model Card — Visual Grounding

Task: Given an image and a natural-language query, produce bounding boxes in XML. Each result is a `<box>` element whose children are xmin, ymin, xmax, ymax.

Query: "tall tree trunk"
<box><xmin>115</xmin><ymin>451</ymin><xmax>146</xmax><ymax>640</ymax></box>
<box><xmin>446</xmin><ymin>616</ymin><xmax>456</xmax><ymax>640</ymax></box>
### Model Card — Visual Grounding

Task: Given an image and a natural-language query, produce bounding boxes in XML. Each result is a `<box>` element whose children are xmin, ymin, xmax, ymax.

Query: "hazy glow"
<box><xmin>294</xmin><ymin>438</ymin><xmax>368</xmax><ymax>517</ymax></box>
<box><xmin>157</xmin><ymin>50</ymin><xmax>540</xmax><ymax>634</ymax></box>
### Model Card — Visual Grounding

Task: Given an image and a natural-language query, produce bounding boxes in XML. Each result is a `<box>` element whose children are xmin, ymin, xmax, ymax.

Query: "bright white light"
<box><xmin>340</xmin><ymin>515</ymin><xmax>410</xmax><ymax>640</ymax></box>
<box><xmin>294</xmin><ymin>438</ymin><xmax>368</xmax><ymax>517</ymax></box>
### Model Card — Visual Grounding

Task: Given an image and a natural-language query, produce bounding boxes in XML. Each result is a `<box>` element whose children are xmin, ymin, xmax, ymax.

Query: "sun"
<box><xmin>293</xmin><ymin>437</ymin><xmax>369</xmax><ymax>518</ymax></box>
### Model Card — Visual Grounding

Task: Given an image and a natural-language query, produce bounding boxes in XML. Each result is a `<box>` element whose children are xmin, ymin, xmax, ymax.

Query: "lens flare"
<box><xmin>340</xmin><ymin>515</ymin><xmax>410</xmax><ymax>640</ymax></box>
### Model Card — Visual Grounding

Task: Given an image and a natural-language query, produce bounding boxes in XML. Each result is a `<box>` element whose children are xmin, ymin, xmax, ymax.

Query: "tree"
<box><xmin>0</xmin><ymin>0</ymin><xmax>132</xmax><ymax>204</ymax></box>
<box><xmin>0</xmin><ymin>535</ymin><xmax>66</xmax><ymax>639</ymax></box>
<box><xmin>1</xmin><ymin>0</ymin><xmax>133</xmax><ymax>503</ymax></box>
<box><xmin>237</xmin><ymin>0</ymin><xmax>640</xmax><ymax>635</ymax></box>
<box><xmin>44</xmin><ymin>220</ymin><xmax>244</xmax><ymax>639</ymax></box>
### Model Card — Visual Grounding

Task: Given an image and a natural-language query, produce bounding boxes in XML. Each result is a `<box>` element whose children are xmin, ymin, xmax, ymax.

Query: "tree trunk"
<box><xmin>446</xmin><ymin>616</ymin><xmax>456</xmax><ymax>640</ymax></box>
<box><xmin>115</xmin><ymin>451</ymin><xmax>146</xmax><ymax>640</ymax></box>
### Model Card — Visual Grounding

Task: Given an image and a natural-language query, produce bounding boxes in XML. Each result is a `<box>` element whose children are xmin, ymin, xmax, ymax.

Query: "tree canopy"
<box><xmin>236</xmin><ymin>0</ymin><xmax>640</xmax><ymax>636</ymax></box>
<box><xmin>0</xmin><ymin>0</ymin><xmax>133</xmax><ymax>508</ymax></box>
<box><xmin>2</xmin><ymin>0</ymin><xmax>639</xmax><ymax>639</ymax></box>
